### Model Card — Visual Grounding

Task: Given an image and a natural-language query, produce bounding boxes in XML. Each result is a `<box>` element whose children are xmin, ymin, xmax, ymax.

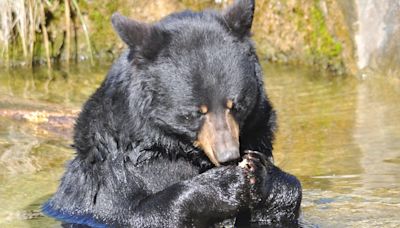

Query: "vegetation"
<box><xmin>0</xmin><ymin>0</ymin><xmax>353</xmax><ymax>74</ymax></box>
<box><xmin>0</xmin><ymin>0</ymin><xmax>92</xmax><ymax>68</ymax></box>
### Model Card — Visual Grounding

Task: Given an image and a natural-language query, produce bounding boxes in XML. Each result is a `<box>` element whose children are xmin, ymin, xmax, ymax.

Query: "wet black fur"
<box><xmin>43</xmin><ymin>0</ymin><xmax>302</xmax><ymax>227</ymax></box>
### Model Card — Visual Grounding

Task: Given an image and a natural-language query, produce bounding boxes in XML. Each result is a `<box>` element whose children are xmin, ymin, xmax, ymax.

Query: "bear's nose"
<box><xmin>213</xmin><ymin>110</ymin><xmax>240</xmax><ymax>163</ymax></box>
<box><xmin>215</xmin><ymin>147</ymin><xmax>240</xmax><ymax>163</ymax></box>
<box><xmin>213</xmin><ymin>124</ymin><xmax>240</xmax><ymax>163</ymax></box>
<box><xmin>195</xmin><ymin>109</ymin><xmax>240</xmax><ymax>166</ymax></box>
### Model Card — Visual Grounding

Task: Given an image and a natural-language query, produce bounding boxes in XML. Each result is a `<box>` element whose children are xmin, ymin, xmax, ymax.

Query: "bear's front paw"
<box><xmin>239</xmin><ymin>150</ymin><xmax>274</xmax><ymax>207</ymax></box>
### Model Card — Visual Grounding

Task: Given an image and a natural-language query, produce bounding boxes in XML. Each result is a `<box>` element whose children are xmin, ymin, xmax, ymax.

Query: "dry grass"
<box><xmin>0</xmin><ymin>0</ymin><xmax>92</xmax><ymax>68</ymax></box>
<box><xmin>0</xmin><ymin>0</ymin><xmax>38</xmax><ymax>67</ymax></box>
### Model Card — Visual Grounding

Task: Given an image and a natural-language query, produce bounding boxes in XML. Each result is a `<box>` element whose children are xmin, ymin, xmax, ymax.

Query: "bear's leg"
<box><xmin>123</xmin><ymin>165</ymin><xmax>251</xmax><ymax>227</ymax></box>
<box><xmin>236</xmin><ymin>150</ymin><xmax>302</xmax><ymax>227</ymax></box>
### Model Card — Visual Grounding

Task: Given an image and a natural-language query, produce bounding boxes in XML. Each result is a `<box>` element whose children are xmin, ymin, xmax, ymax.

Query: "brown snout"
<box><xmin>194</xmin><ymin>110</ymin><xmax>240</xmax><ymax>166</ymax></box>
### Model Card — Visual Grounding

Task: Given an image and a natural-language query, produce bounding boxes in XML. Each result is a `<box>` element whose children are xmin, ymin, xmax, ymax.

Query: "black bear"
<box><xmin>43</xmin><ymin>0</ymin><xmax>302</xmax><ymax>227</ymax></box>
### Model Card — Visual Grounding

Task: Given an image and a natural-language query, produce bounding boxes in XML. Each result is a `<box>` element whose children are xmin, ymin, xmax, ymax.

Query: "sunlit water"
<box><xmin>0</xmin><ymin>63</ymin><xmax>399</xmax><ymax>227</ymax></box>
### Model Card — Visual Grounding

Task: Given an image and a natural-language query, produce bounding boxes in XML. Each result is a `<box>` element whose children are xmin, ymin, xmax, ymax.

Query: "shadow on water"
<box><xmin>0</xmin><ymin>62</ymin><xmax>399</xmax><ymax>227</ymax></box>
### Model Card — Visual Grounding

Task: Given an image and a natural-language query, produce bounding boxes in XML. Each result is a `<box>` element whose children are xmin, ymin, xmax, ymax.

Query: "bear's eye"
<box><xmin>182</xmin><ymin>114</ymin><xmax>192</xmax><ymax>121</ymax></box>
<box><xmin>179</xmin><ymin>111</ymin><xmax>201</xmax><ymax>123</ymax></box>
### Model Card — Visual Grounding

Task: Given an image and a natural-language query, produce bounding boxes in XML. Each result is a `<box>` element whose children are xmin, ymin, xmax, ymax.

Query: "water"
<box><xmin>0</xmin><ymin>65</ymin><xmax>107</xmax><ymax>227</ymax></box>
<box><xmin>0</xmin><ymin>63</ymin><xmax>399</xmax><ymax>227</ymax></box>
<box><xmin>266</xmin><ymin>65</ymin><xmax>400</xmax><ymax>227</ymax></box>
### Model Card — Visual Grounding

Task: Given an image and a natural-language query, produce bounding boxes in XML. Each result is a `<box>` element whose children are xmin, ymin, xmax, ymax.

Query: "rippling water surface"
<box><xmin>0</xmin><ymin>63</ymin><xmax>399</xmax><ymax>227</ymax></box>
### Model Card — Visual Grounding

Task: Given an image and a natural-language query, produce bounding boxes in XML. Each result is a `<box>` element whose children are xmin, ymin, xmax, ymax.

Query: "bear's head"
<box><xmin>111</xmin><ymin>0</ymin><xmax>272</xmax><ymax>167</ymax></box>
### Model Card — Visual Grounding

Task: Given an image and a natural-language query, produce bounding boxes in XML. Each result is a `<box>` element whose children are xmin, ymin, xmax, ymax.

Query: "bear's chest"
<box><xmin>128</xmin><ymin>157</ymin><xmax>200</xmax><ymax>193</ymax></box>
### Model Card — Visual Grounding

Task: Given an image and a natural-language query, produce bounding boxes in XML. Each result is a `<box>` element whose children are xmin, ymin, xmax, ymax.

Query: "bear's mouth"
<box><xmin>194</xmin><ymin>109</ymin><xmax>240</xmax><ymax>166</ymax></box>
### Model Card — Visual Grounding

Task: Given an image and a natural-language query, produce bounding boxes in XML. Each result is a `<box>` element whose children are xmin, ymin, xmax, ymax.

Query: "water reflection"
<box><xmin>354</xmin><ymin>77</ymin><xmax>400</xmax><ymax>189</ymax></box>
<box><xmin>0</xmin><ymin>64</ymin><xmax>108</xmax><ymax>227</ymax></box>
<box><xmin>0</xmin><ymin>63</ymin><xmax>399</xmax><ymax>227</ymax></box>
<box><xmin>265</xmin><ymin>65</ymin><xmax>400</xmax><ymax>227</ymax></box>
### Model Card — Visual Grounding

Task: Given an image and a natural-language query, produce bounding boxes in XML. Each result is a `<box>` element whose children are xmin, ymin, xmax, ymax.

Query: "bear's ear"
<box><xmin>111</xmin><ymin>13</ymin><xmax>167</xmax><ymax>60</ymax></box>
<box><xmin>223</xmin><ymin>0</ymin><xmax>255</xmax><ymax>38</ymax></box>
